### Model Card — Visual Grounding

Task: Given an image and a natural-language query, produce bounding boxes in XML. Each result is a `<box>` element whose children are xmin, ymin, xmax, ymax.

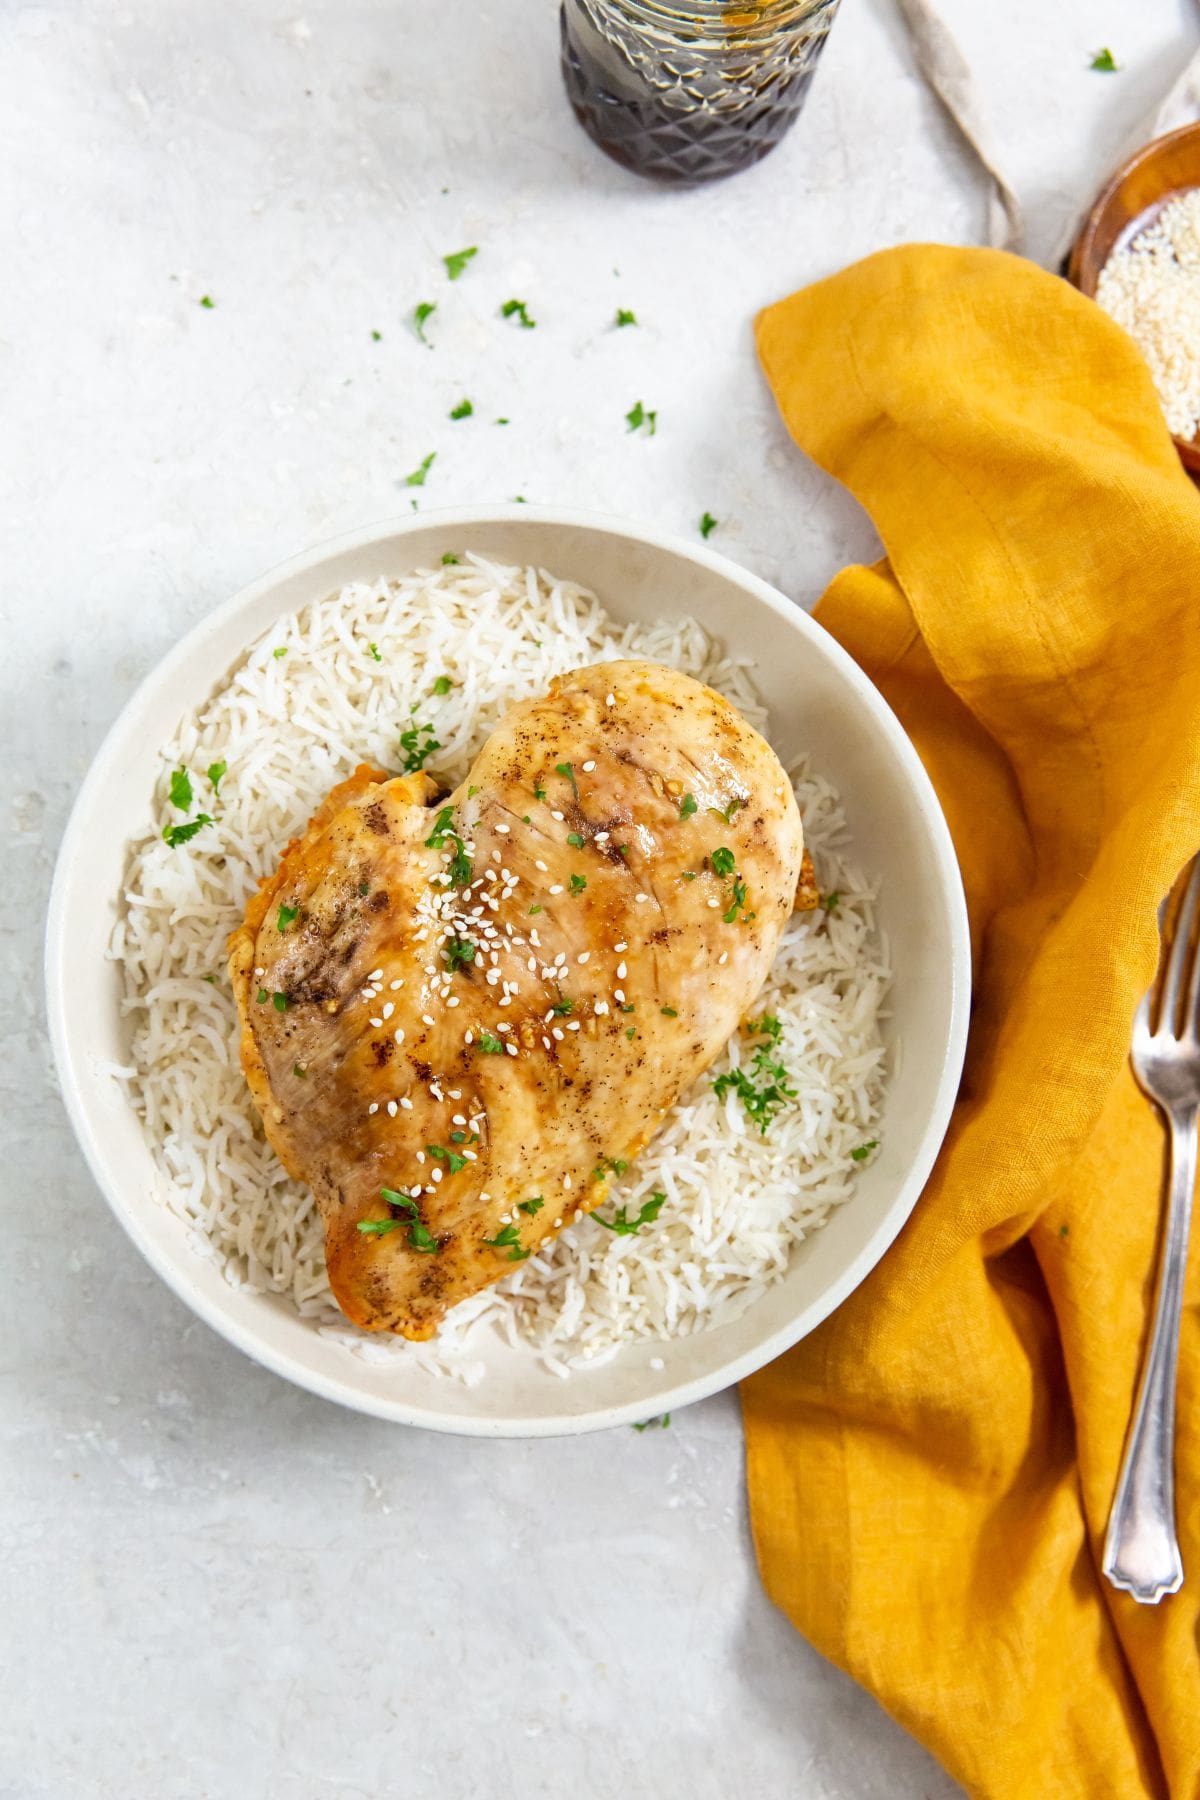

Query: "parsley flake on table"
<box><xmin>162</xmin><ymin>814</ymin><xmax>212</xmax><ymax>848</ymax></box>
<box><xmin>501</xmin><ymin>298</ymin><xmax>536</xmax><ymax>328</ymax></box>
<box><xmin>632</xmin><ymin>1413</ymin><xmax>671</xmax><ymax>1431</ymax></box>
<box><xmin>371</xmin><ymin>329</ymin><xmax>382</xmax><ymax>341</ymax></box>
<box><xmin>198</xmin><ymin>295</ymin><xmax>214</xmax><ymax>309</ymax></box>
<box><xmin>594</xmin><ymin>1193</ymin><xmax>666</xmax><ymax>1235</ymax></box>
<box><xmin>168</xmin><ymin>767</ymin><xmax>193</xmax><ymax>811</ymax></box>
<box><xmin>413</xmin><ymin>300</ymin><xmax>437</xmax><ymax>345</ymax></box>
<box><xmin>615</xmin><ymin>307</ymin><xmax>637</xmax><ymax>327</ymax></box>
<box><xmin>1090</xmin><ymin>47</ymin><xmax>1118</xmax><ymax>71</ymax></box>
<box><xmin>449</xmin><ymin>398</ymin><xmax>473</xmax><ymax>420</ymax></box>
<box><xmin>405</xmin><ymin>452</ymin><xmax>436</xmax><ymax>487</ymax></box>
<box><xmin>699</xmin><ymin>511</ymin><xmax>718</xmax><ymax>539</ymax></box>
<box><xmin>625</xmin><ymin>400</ymin><xmax>657</xmax><ymax>435</ymax></box>
<box><xmin>206</xmin><ymin>759</ymin><xmax>227</xmax><ymax>792</ymax></box>
<box><xmin>443</xmin><ymin>246</ymin><xmax>478</xmax><ymax>280</ymax></box>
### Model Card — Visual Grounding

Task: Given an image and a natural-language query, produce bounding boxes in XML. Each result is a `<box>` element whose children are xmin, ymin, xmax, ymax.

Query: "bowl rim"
<box><xmin>45</xmin><ymin>504</ymin><xmax>971</xmax><ymax>1435</ymax></box>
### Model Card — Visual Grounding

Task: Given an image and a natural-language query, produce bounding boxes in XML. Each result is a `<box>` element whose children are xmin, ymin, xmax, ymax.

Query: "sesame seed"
<box><xmin>416</xmin><ymin>1150</ymin><xmax>426</xmax><ymax>1164</ymax></box>
<box><xmin>369</xmin><ymin>969</ymin><xmax>383</xmax><ymax>981</ymax></box>
<box><xmin>422</xmin><ymin>1013</ymin><xmax>435</xmax><ymax>1026</ymax></box>
<box><xmin>390</xmin><ymin>979</ymin><xmax>403</xmax><ymax>990</ymax></box>
<box><xmin>400</xmin><ymin>1096</ymin><xmax>414</xmax><ymax>1110</ymax></box>
<box><xmin>494</xmin><ymin>823</ymin><xmax>510</xmax><ymax>835</ymax></box>
<box><xmin>551</xmin><ymin>810</ymin><xmax>564</xmax><ymax>821</ymax></box>
<box><xmin>542</xmin><ymin>1035</ymin><xmax>551</xmax><ymax>1048</ymax></box>
<box><xmin>465</xmin><ymin>1030</ymin><xmax>474</xmax><ymax>1044</ymax></box>
<box><xmin>394</xmin><ymin>1027</ymin><xmax>405</xmax><ymax>1043</ymax></box>
<box><xmin>387</xmin><ymin>1100</ymin><xmax>398</xmax><ymax>1117</ymax></box>
<box><xmin>595</xmin><ymin>832</ymin><xmax>609</xmax><ymax>843</ymax></box>
<box><xmin>616</xmin><ymin>961</ymin><xmax>627</xmax><ymax>979</ymax></box>
<box><xmin>529</xmin><ymin>929</ymin><xmax>541</xmax><ymax>946</ymax></box>
<box><xmin>606</xmin><ymin>693</ymin><xmax>615</xmax><ymax>706</ymax></box>
<box><xmin>548</xmin><ymin>884</ymin><xmax>564</xmax><ymax>895</ymax></box>
<box><xmin>614</xmin><ymin>942</ymin><xmax>628</xmax><ymax>952</ymax></box>
<box><xmin>554</xmin><ymin>1216</ymin><xmax>563</xmax><ymax>1227</ymax></box>
<box><xmin>718</xmin><ymin>951</ymin><xmax>728</xmax><ymax>965</ymax></box>
<box><xmin>447</xmin><ymin>995</ymin><xmax>460</xmax><ymax>1007</ymax></box>
<box><xmin>595</xmin><ymin>1001</ymin><xmax>609</xmax><ymax>1015</ymax></box>
<box><xmin>382</xmin><ymin>1002</ymin><xmax>394</xmax><ymax>1020</ymax></box>
<box><xmin>567</xmin><ymin>1020</ymin><xmax>581</xmax><ymax>1031</ymax></box>
<box><xmin>368</xmin><ymin>1102</ymin><xmax>379</xmax><ymax>1114</ymax></box>
<box><xmin>505</xmin><ymin>1043</ymin><xmax>518</xmax><ymax>1056</ymax></box>
<box><xmin>554</xmin><ymin>951</ymin><xmax>567</xmax><ymax>966</ymax></box>
<box><xmin>491</xmin><ymin>850</ymin><xmax>501</xmax><ymax>864</ymax></box>
<box><xmin>707</xmin><ymin>898</ymin><xmax>719</xmax><ymax>909</ymax></box>
<box><xmin>448</xmin><ymin>1089</ymin><xmax>461</xmax><ymax>1098</ymax></box>
<box><xmin>564</xmin><ymin>1175</ymin><xmax>572</xmax><ymax>1190</ymax></box>
<box><xmin>535</xmin><ymin>859</ymin><xmax>548</xmax><ymax>872</ymax></box>
<box><xmin>431</xmin><ymin>1167</ymin><xmax>443</xmax><ymax>1183</ymax></box>
<box><xmin>527</xmin><ymin>956</ymin><xmax>537</xmax><ymax>972</ymax></box>
<box><xmin>573</xmin><ymin>1209</ymin><xmax>582</xmax><ymax>1222</ymax></box>
<box><xmin>614</xmin><ymin>988</ymin><xmax>625</xmax><ymax>1003</ymax></box>
<box><xmin>499</xmin><ymin>995</ymin><xmax>511</xmax><ymax>1006</ymax></box>
<box><xmin>581</xmin><ymin>760</ymin><xmax>596</xmax><ymax>772</ymax></box>
<box><xmin>430</xmin><ymin>1082</ymin><xmax>443</xmax><ymax>1099</ymax></box>
<box><xmin>635</xmin><ymin>893</ymin><xmax>649</xmax><ymax>903</ymax></box>
<box><xmin>369</xmin><ymin>1016</ymin><xmax>383</xmax><ymax>1028</ymax></box>
<box><xmin>650</xmin><ymin>1356</ymin><xmax>664</xmax><ymax>1371</ymax></box>
<box><xmin>552</xmin><ymin>1027</ymin><xmax>564</xmax><ymax>1040</ymax></box>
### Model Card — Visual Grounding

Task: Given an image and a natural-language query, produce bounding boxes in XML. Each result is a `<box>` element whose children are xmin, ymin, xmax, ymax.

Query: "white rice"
<box><xmin>113</xmin><ymin>554</ymin><xmax>890</xmax><ymax>1383</ymax></box>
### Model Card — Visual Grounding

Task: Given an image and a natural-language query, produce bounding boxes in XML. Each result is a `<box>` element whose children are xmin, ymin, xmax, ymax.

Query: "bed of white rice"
<box><xmin>112</xmin><ymin>555</ymin><xmax>890</xmax><ymax>1384</ymax></box>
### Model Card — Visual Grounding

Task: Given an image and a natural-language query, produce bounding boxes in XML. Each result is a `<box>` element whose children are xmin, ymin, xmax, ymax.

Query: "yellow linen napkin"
<box><xmin>744</xmin><ymin>245</ymin><xmax>1200</xmax><ymax>1799</ymax></box>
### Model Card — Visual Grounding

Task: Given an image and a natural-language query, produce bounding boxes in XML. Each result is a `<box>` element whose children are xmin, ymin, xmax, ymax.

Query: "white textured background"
<box><xmin>3</xmin><ymin>2</ymin><xmax>1196</xmax><ymax>1795</ymax></box>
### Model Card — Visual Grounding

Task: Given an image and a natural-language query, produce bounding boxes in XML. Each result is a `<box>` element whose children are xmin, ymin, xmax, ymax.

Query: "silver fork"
<box><xmin>1102</xmin><ymin>854</ymin><xmax>1200</xmax><ymax>1604</ymax></box>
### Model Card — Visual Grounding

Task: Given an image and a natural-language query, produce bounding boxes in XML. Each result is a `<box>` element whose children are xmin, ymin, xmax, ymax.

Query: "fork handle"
<box><xmin>1102</xmin><ymin>1106</ymin><xmax>1197</xmax><ymax>1604</ymax></box>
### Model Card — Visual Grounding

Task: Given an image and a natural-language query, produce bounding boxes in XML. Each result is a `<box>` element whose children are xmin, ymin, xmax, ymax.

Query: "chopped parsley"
<box><xmin>699</xmin><ymin>511</ymin><xmax>718</xmax><ymax>539</ymax></box>
<box><xmin>447</xmin><ymin>841</ymin><xmax>473</xmax><ymax>886</ymax></box>
<box><xmin>615</xmin><ymin>308</ymin><xmax>637</xmax><ymax>327</ymax></box>
<box><xmin>820</xmin><ymin>890</ymin><xmax>841</xmax><ymax>913</ymax></box>
<box><xmin>626</xmin><ymin>1026</ymin><xmax>637</xmax><ymax>1040</ymax></box>
<box><xmin>371</xmin><ymin>329</ymin><xmax>382</xmax><ymax>341</ymax></box>
<box><xmin>477</xmin><ymin>1032</ymin><xmax>505</xmax><ymax>1054</ymax></box>
<box><xmin>272</xmin><ymin>646</ymin><xmax>287</xmax><ymax>659</ymax></box>
<box><xmin>660</xmin><ymin>1006</ymin><xmax>678</xmax><ymax>1018</ymax></box>
<box><xmin>850</xmin><ymin>1140</ymin><xmax>879</xmax><ymax>1162</ymax></box>
<box><xmin>551</xmin><ymin>997</ymin><xmax>573</xmax><ymax>1015</ymax></box>
<box><xmin>1090</xmin><ymin>47</ymin><xmax>1118</xmax><ymax>71</ymax></box>
<box><xmin>272</xmin><ymin>992</ymin><xmax>289</xmax><ymax>1012</ymax></box>
<box><xmin>681</xmin><ymin>871</ymin><xmax>697</xmax><ymax>881</ymax></box>
<box><xmin>443</xmin><ymin>245</ymin><xmax>478</xmax><ymax>280</ymax></box>
<box><xmin>168</xmin><ymin>768</ymin><xmax>193</xmax><ymax>811</ymax></box>
<box><xmin>357</xmin><ymin>881</ymin><xmax>370</xmax><ymax>896</ymax></box>
<box><xmin>256</xmin><ymin>988</ymin><xmax>268</xmax><ymax>1004</ymax></box>
<box><xmin>495</xmin><ymin>416</ymin><xmax>509</xmax><ymax>424</ymax></box>
<box><xmin>405</xmin><ymin>451</ymin><xmax>436</xmax><ymax>488</ymax></box>
<box><xmin>449</xmin><ymin>398</ymin><xmax>473</xmax><ymax>420</ymax></box>
<box><xmin>528</xmin><ymin>904</ymin><xmax>542</xmax><ymax>915</ymax></box>
<box><xmin>292</xmin><ymin>1062</ymin><xmax>306</xmax><ymax>1078</ymax></box>
<box><xmin>501</xmin><ymin>298</ymin><xmax>536</xmax><ymax>328</ymax></box>
<box><xmin>567</xmin><ymin>831</ymin><xmax>585</xmax><ymax>848</ymax></box>
<box><xmin>592</xmin><ymin>1155</ymin><xmax>628</xmax><ymax>1180</ymax></box>
<box><xmin>595</xmin><ymin>1193</ymin><xmax>666</xmax><ymax>1235</ymax></box>
<box><xmin>710</xmin><ymin>798</ymin><xmax>743</xmax><ymax>824</ymax></box>
<box><xmin>723</xmin><ymin>876</ymin><xmax>749</xmax><ymax>924</ymax></box>
<box><xmin>367</xmin><ymin>642</ymin><xmax>382</xmax><ymax>662</ymax></box>
<box><xmin>400</xmin><ymin>720</ymin><xmax>441</xmax><ymax>772</ymax></box>
<box><xmin>570</xmin><ymin>873</ymin><xmax>587</xmax><ymax>894</ymax></box>
<box><xmin>427</xmin><ymin>1143</ymin><xmax>467</xmax><ymax>1174</ymax></box>
<box><xmin>276</xmin><ymin>903</ymin><xmax>298</xmax><ymax>933</ymax></box>
<box><xmin>356</xmin><ymin>1218</ymin><xmax>405</xmax><ymax>1236</ymax></box>
<box><xmin>620</xmin><ymin>1003</ymin><xmax>635</xmax><ymax>1013</ymax></box>
<box><xmin>711</xmin><ymin>846</ymin><xmax>736</xmax><ymax>877</ymax></box>
<box><xmin>617</xmin><ymin>844</ymin><xmax>630</xmax><ymax>860</ymax></box>
<box><xmin>713</xmin><ymin>1017</ymin><xmax>795</xmax><ymax>1134</ymax></box>
<box><xmin>445</xmin><ymin>937</ymin><xmax>476</xmax><ymax>971</ymax></box>
<box><xmin>534</xmin><ymin>781</ymin><xmax>547</xmax><ymax>801</ymax></box>
<box><xmin>1059</xmin><ymin>1223</ymin><xmax>1070</xmax><ymax>1238</ymax></box>
<box><xmin>207</xmin><ymin>759</ymin><xmax>227</xmax><ymax>792</ymax></box>
<box><xmin>555</xmin><ymin>761</ymin><xmax>578</xmax><ymax>798</ymax></box>
<box><xmin>432</xmin><ymin>674</ymin><xmax>454</xmax><ymax>695</ymax></box>
<box><xmin>625</xmin><ymin>400</ymin><xmax>657</xmax><ymax>435</ymax></box>
<box><xmin>482</xmin><ymin>1222</ymin><xmax>530</xmax><ymax>1261</ymax></box>
<box><xmin>522</xmin><ymin>815</ymin><xmax>532</xmax><ymax>825</ymax></box>
<box><xmin>518</xmin><ymin>1197</ymin><xmax>544</xmax><ymax>1215</ymax></box>
<box><xmin>467</xmin><ymin>784</ymin><xmax>479</xmax><ymax>796</ymax></box>
<box><xmin>679</xmin><ymin>793</ymin><xmax>698</xmax><ymax>818</ymax></box>
<box><xmin>409</xmin><ymin>1220</ymin><xmax>439</xmax><ymax>1253</ymax></box>
<box><xmin>162</xmin><ymin>815</ymin><xmax>212</xmax><ymax>848</ymax></box>
<box><xmin>631</xmin><ymin>1414</ymin><xmax>671</xmax><ymax>1431</ymax></box>
<box><xmin>413</xmin><ymin>300</ymin><xmax>436</xmax><ymax>344</ymax></box>
<box><xmin>199</xmin><ymin>295</ymin><xmax>214</xmax><ymax>309</ymax></box>
<box><xmin>442</xmin><ymin>553</ymin><xmax>460</xmax><ymax>565</ymax></box>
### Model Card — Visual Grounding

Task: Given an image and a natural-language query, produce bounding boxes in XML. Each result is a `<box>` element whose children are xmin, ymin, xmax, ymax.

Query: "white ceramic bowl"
<box><xmin>46</xmin><ymin>508</ymin><xmax>970</xmax><ymax>1437</ymax></box>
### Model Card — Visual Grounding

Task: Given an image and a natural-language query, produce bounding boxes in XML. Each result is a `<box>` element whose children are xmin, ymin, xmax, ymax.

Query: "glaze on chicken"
<box><xmin>229</xmin><ymin>660</ymin><xmax>804</xmax><ymax>1339</ymax></box>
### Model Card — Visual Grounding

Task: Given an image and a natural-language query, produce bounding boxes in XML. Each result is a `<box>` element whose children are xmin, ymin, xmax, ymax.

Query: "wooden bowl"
<box><xmin>1068</xmin><ymin>121</ymin><xmax>1200</xmax><ymax>476</ymax></box>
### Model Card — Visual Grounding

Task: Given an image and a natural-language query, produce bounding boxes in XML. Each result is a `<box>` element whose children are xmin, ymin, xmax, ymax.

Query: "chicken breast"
<box><xmin>228</xmin><ymin>660</ymin><xmax>803</xmax><ymax>1339</ymax></box>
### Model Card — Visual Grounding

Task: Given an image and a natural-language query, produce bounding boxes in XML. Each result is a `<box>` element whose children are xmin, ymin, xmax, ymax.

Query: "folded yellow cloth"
<box><xmin>744</xmin><ymin>245</ymin><xmax>1200</xmax><ymax>1799</ymax></box>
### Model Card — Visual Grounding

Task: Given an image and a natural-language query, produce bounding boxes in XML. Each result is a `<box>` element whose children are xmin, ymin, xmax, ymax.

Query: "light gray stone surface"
<box><xmin>3</xmin><ymin>2</ymin><xmax>1194</xmax><ymax>1795</ymax></box>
